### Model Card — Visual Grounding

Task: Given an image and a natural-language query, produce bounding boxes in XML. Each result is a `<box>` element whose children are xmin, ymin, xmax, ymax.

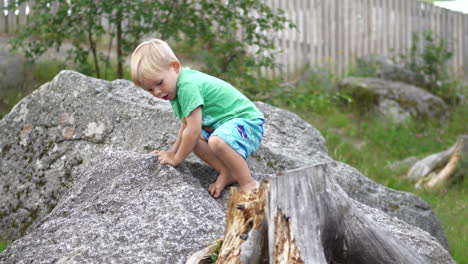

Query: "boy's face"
<box><xmin>140</xmin><ymin>61</ymin><xmax>181</xmax><ymax>101</ymax></box>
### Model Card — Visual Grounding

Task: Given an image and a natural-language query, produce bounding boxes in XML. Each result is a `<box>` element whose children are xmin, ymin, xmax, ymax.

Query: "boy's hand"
<box><xmin>150</xmin><ymin>107</ymin><xmax>202</xmax><ymax>168</ymax></box>
<box><xmin>155</xmin><ymin>150</ymin><xmax>180</xmax><ymax>166</ymax></box>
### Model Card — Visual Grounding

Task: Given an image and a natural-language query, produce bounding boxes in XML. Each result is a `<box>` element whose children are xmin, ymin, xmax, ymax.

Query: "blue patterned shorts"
<box><xmin>201</xmin><ymin>118</ymin><xmax>264</xmax><ymax>159</ymax></box>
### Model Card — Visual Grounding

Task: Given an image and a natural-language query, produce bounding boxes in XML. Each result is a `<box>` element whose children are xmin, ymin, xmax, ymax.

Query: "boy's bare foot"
<box><xmin>208</xmin><ymin>173</ymin><xmax>236</xmax><ymax>198</ymax></box>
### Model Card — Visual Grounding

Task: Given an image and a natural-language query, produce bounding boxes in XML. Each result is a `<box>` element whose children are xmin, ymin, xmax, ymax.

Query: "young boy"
<box><xmin>130</xmin><ymin>39</ymin><xmax>265</xmax><ymax>198</ymax></box>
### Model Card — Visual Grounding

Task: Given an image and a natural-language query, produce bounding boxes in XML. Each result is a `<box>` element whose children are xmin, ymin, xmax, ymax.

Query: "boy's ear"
<box><xmin>171</xmin><ymin>61</ymin><xmax>181</xmax><ymax>73</ymax></box>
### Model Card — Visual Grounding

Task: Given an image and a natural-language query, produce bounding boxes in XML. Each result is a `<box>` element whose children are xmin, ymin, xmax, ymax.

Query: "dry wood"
<box><xmin>194</xmin><ymin>164</ymin><xmax>428</xmax><ymax>263</ymax></box>
<box><xmin>215</xmin><ymin>184</ymin><xmax>269</xmax><ymax>264</ymax></box>
<box><xmin>416</xmin><ymin>135</ymin><xmax>467</xmax><ymax>188</ymax></box>
<box><xmin>408</xmin><ymin>145</ymin><xmax>454</xmax><ymax>180</ymax></box>
<box><xmin>272</xmin><ymin>210</ymin><xmax>303</xmax><ymax>264</ymax></box>
<box><xmin>426</xmin><ymin>144</ymin><xmax>461</xmax><ymax>188</ymax></box>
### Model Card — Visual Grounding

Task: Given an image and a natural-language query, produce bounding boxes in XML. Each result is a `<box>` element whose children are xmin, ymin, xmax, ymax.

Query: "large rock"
<box><xmin>337</xmin><ymin>77</ymin><xmax>448</xmax><ymax>122</ymax></box>
<box><xmin>0</xmin><ymin>71</ymin><xmax>452</xmax><ymax>262</ymax></box>
<box><xmin>1</xmin><ymin>151</ymin><xmax>225</xmax><ymax>264</ymax></box>
<box><xmin>330</xmin><ymin>161</ymin><xmax>450</xmax><ymax>250</ymax></box>
<box><xmin>356</xmin><ymin>55</ymin><xmax>420</xmax><ymax>85</ymax></box>
<box><xmin>0</xmin><ymin>73</ymin><xmax>180</xmax><ymax>242</ymax></box>
<box><xmin>0</xmin><ymin>153</ymin><xmax>454</xmax><ymax>264</ymax></box>
<box><xmin>356</xmin><ymin>55</ymin><xmax>465</xmax><ymax>105</ymax></box>
<box><xmin>355</xmin><ymin>201</ymin><xmax>454</xmax><ymax>264</ymax></box>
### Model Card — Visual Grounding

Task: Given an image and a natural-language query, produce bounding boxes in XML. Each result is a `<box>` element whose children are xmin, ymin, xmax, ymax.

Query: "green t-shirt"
<box><xmin>170</xmin><ymin>68</ymin><xmax>264</xmax><ymax>130</ymax></box>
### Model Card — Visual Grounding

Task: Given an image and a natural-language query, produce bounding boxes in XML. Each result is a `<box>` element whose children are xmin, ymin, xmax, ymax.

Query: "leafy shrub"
<box><xmin>33</xmin><ymin>60</ymin><xmax>67</xmax><ymax>84</ymax></box>
<box><xmin>400</xmin><ymin>30</ymin><xmax>463</xmax><ymax>104</ymax></box>
<box><xmin>256</xmin><ymin>66</ymin><xmax>346</xmax><ymax>114</ymax></box>
<box><xmin>350</xmin><ymin>30</ymin><xmax>463</xmax><ymax>105</ymax></box>
<box><xmin>347</xmin><ymin>59</ymin><xmax>379</xmax><ymax>78</ymax></box>
<box><xmin>10</xmin><ymin>0</ymin><xmax>293</xmax><ymax>81</ymax></box>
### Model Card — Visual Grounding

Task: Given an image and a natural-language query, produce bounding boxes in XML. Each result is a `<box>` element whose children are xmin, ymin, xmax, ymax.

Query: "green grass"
<box><xmin>33</xmin><ymin>60</ymin><xmax>67</xmax><ymax>84</ymax></box>
<box><xmin>32</xmin><ymin>59</ymin><xmax>131</xmax><ymax>83</ymax></box>
<box><xmin>0</xmin><ymin>240</ymin><xmax>7</xmax><ymax>252</ymax></box>
<box><xmin>0</xmin><ymin>59</ymin><xmax>132</xmax><ymax>118</ymax></box>
<box><xmin>417</xmin><ymin>182</ymin><xmax>468</xmax><ymax>261</ymax></box>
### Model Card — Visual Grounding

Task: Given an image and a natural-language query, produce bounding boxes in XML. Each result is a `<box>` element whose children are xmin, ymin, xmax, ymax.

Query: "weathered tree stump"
<box><xmin>190</xmin><ymin>164</ymin><xmax>428</xmax><ymax>263</ymax></box>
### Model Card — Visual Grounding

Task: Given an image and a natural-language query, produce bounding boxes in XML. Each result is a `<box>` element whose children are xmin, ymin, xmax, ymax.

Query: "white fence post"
<box><xmin>464</xmin><ymin>14</ymin><xmax>468</xmax><ymax>81</ymax></box>
<box><xmin>0</xmin><ymin>0</ymin><xmax>5</xmax><ymax>34</ymax></box>
<box><xmin>19</xmin><ymin>2</ymin><xmax>27</xmax><ymax>28</ymax></box>
<box><xmin>454</xmin><ymin>12</ymin><xmax>460</xmax><ymax>75</ymax></box>
<box><xmin>7</xmin><ymin>1</ymin><xmax>16</xmax><ymax>34</ymax></box>
<box><xmin>334</xmin><ymin>0</ymin><xmax>341</xmax><ymax>74</ymax></box>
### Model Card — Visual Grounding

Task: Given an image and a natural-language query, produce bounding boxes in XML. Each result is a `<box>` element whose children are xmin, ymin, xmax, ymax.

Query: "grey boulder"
<box><xmin>0</xmin><ymin>70</ymin><xmax>453</xmax><ymax>262</ymax></box>
<box><xmin>356</xmin><ymin>55</ymin><xmax>419</xmax><ymax>85</ymax></box>
<box><xmin>1</xmin><ymin>151</ymin><xmax>224</xmax><ymax>264</ymax></box>
<box><xmin>337</xmin><ymin>77</ymin><xmax>448</xmax><ymax>122</ymax></box>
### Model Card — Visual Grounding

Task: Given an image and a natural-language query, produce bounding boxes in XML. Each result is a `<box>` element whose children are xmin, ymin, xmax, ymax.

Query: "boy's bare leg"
<box><xmin>193</xmin><ymin>136</ymin><xmax>236</xmax><ymax>198</ymax></box>
<box><xmin>208</xmin><ymin>136</ymin><xmax>259</xmax><ymax>196</ymax></box>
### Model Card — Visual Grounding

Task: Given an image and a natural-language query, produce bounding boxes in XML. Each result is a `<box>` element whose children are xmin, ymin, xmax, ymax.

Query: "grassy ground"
<box><xmin>0</xmin><ymin>241</ymin><xmax>7</xmax><ymax>252</ymax></box>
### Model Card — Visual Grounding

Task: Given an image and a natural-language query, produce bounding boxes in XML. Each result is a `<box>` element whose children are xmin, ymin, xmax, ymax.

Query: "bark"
<box><xmin>87</xmin><ymin>27</ymin><xmax>100</xmax><ymax>78</ymax></box>
<box><xmin>190</xmin><ymin>164</ymin><xmax>428</xmax><ymax>263</ymax></box>
<box><xmin>116</xmin><ymin>10</ymin><xmax>123</xmax><ymax>79</ymax></box>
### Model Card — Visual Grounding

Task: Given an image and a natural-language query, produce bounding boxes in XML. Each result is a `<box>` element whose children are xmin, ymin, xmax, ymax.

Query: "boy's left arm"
<box><xmin>158</xmin><ymin>106</ymin><xmax>202</xmax><ymax>166</ymax></box>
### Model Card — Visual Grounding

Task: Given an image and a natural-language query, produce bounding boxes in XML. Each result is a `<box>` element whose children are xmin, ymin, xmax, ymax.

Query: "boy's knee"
<box><xmin>208</xmin><ymin>136</ymin><xmax>227</xmax><ymax>153</ymax></box>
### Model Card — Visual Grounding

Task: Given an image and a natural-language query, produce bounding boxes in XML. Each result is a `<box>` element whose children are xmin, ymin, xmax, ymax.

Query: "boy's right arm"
<box><xmin>170</xmin><ymin>120</ymin><xmax>186</xmax><ymax>153</ymax></box>
<box><xmin>157</xmin><ymin>107</ymin><xmax>201</xmax><ymax>166</ymax></box>
<box><xmin>149</xmin><ymin>120</ymin><xmax>185</xmax><ymax>155</ymax></box>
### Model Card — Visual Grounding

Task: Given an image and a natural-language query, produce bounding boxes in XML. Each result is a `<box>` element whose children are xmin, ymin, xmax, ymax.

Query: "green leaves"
<box><xmin>401</xmin><ymin>30</ymin><xmax>461</xmax><ymax>104</ymax></box>
<box><xmin>181</xmin><ymin>1</ymin><xmax>292</xmax><ymax>95</ymax></box>
<box><xmin>11</xmin><ymin>0</ymin><xmax>291</xmax><ymax>82</ymax></box>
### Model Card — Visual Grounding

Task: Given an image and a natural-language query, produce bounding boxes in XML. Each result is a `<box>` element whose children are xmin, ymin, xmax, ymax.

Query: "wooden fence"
<box><xmin>1</xmin><ymin>0</ymin><xmax>467</xmax><ymax>81</ymax></box>
<box><xmin>261</xmin><ymin>0</ymin><xmax>468</xmax><ymax>80</ymax></box>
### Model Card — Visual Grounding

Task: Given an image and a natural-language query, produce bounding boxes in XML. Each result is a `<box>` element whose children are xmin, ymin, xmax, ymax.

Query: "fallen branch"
<box><xmin>414</xmin><ymin>135</ymin><xmax>467</xmax><ymax>188</ymax></box>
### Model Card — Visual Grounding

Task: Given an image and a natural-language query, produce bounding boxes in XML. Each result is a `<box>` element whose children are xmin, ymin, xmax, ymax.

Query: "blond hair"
<box><xmin>130</xmin><ymin>39</ymin><xmax>179</xmax><ymax>87</ymax></box>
